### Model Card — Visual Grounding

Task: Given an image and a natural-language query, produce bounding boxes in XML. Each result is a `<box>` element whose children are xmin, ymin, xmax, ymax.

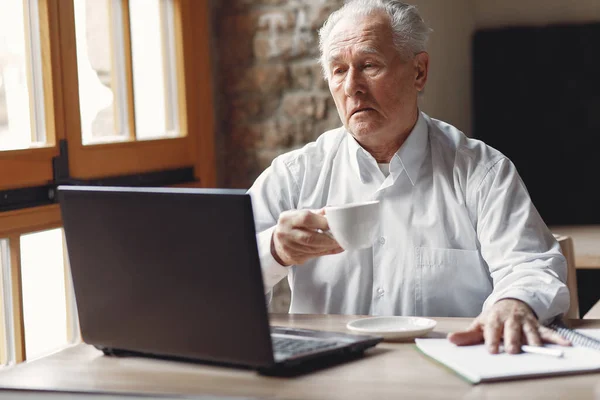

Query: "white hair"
<box><xmin>318</xmin><ymin>0</ymin><xmax>431</xmax><ymax>79</ymax></box>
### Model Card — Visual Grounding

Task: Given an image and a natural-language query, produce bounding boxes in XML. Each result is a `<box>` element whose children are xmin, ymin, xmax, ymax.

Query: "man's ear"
<box><xmin>414</xmin><ymin>52</ymin><xmax>429</xmax><ymax>92</ymax></box>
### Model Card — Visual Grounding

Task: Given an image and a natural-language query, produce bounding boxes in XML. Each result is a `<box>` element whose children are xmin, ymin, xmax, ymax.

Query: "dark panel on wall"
<box><xmin>577</xmin><ymin>269</ymin><xmax>600</xmax><ymax>317</ymax></box>
<box><xmin>473</xmin><ymin>23</ymin><xmax>600</xmax><ymax>225</ymax></box>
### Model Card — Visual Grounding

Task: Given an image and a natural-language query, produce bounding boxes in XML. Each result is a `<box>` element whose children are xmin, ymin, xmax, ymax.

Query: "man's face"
<box><xmin>324</xmin><ymin>13</ymin><xmax>427</xmax><ymax>145</ymax></box>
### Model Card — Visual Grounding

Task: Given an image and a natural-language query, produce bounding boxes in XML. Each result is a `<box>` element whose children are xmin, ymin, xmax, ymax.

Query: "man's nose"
<box><xmin>343</xmin><ymin>68</ymin><xmax>365</xmax><ymax>97</ymax></box>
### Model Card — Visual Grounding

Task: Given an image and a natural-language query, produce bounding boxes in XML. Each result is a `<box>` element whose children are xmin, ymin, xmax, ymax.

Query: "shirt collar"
<box><xmin>394</xmin><ymin>111</ymin><xmax>428</xmax><ymax>186</ymax></box>
<box><xmin>347</xmin><ymin>131</ymin><xmax>367</xmax><ymax>181</ymax></box>
<box><xmin>346</xmin><ymin>111</ymin><xmax>429</xmax><ymax>185</ymax></box>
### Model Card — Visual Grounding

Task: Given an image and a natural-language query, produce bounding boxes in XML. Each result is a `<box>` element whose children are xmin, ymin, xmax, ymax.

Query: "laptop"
<box><xmin>57</xmin><ymin>185</ymin><xmax>382</xmax><ymax>375</ymax></box>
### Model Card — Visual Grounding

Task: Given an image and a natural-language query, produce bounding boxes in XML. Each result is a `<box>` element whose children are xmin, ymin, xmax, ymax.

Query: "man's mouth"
<box><xmin>351</xmin><ymin>108</ymin><xmax>374</xmax><ymax>117</ymax></box>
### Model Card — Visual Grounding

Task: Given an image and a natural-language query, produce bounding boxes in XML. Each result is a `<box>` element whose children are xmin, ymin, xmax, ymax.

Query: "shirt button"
<box><xmin>377</xmin><ymin>288</ymin><xmax>385</xmax><ymax>296</ymax></box>
<box><xmin>378</xmin><ymin>237</ymin><xmax>386</xmax><ymax>245</ymax></box>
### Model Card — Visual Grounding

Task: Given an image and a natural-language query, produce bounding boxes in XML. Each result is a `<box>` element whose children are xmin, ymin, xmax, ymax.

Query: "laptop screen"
<box><xmin>58</xmin><ymin>186</ymin><xmax>275</xmax><ymax>368</ymax></box>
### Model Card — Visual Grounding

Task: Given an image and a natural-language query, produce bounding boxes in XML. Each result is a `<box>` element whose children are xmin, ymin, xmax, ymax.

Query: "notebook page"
<box><xmin>415</xmin><ymin>335</ymin><xmax>600</xmax><ymax>384</ymax></box>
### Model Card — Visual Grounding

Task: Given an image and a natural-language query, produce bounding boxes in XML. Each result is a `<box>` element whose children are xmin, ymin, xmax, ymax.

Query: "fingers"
<box><xmin>503</xmin><ymin>318</ymin><xmax>521</xmax><ymax>354</ymax></box>
<box><xmin>279</xmin><ymin>210</ymin><xmax>339</xmax><ymax>247</ymax></box>
<box><xmin>273</xmin><ymin>209</ymin><xmax>344</xmax><ymax>265</ymax></box>
<box><xmin>273</xmin><ymin>231</ymin><xmax>343</xmax><ymax>265</ymax></box>
<box><xmin>288</xmin><ymin>227</ymin><xmax>339</xmax><ymax>248</ymax></box>
<box><xmin>313</xmin><ymin>246</ymin><xmax>345</xmax><ymax>257</ymax></box>
<box><xmin>483</xmin><ymin>317</ymin><xmax>503</xmax><ymax>354</ymax></box>
<box><xmin>447</xmin><ymin>329</ymin><xmax>484</xmax><ymax>346</ymax></box>
<box><xmin>522</xmin><ymin>320</ymin><xmax>542</xmax><ymax>347</ymax></box>
<box><xmin>449</xmin><ymin>299</ymin><xmax>571</xmax><ymax>356</ymax></box>
<box><xmin>538</xmin><ymin>326</ymin><xmax>572</xmax><ymax>346</ymax></box>
<box><xmin>280</xmin><ymin>227</ymin><xmax>342</xmax><ymax>258</ymax></box>
<box><xmin>447</xmin><ymin>319</ymin><xmax>484</xmax><ymax>345</ymax></box>
<box><xmin>313</xmin><ymin>208</ymin><xmax>326</xmax><ymax>216</ymax></box>
<box><xmin>287</xmin><ymin>209</ymin><xmax>330</xmax><ymax>231</ymax></box>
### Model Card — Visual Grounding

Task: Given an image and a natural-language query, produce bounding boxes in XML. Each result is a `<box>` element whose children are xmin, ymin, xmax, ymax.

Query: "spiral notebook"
<box><xmin>415</xmin><ymin>327</ymin><xmax>600</xmax><ymax>384</ymax></box>
<box><xmin>547</xmin><ymin>323</ymin><xmax>600</xmax><ymax>350</ymax></box>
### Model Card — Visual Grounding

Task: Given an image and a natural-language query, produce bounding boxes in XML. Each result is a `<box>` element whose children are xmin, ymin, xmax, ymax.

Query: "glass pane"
<box><xmin>74</xmin><ymin>0</ymin><xmax>127</xmax><ymax>144</ymax></box>
<box><xmin>20</xmin><ymin>229</ymin><xmax>67</xmax><ymax>360</ymax></box>
<box><xmin>0</xmin><ymin>0</ymin><xmax>46</xmax><ymax>151</ymax></box>
<box><xmin>0</xmin><ymin>239</ymin><xmax>9</xmax><ymax>365</ymax></box>
<box><xmin>130</xmin><ymin>0</ymin><xmax>179</xmax><ymax>140</ymax></box>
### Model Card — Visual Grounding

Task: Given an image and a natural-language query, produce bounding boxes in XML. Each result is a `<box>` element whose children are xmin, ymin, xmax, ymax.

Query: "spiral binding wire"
<box><xmin>548</xmin><ymin>323</ymin><xmax>600</xmax><ymax>351</ymax></box>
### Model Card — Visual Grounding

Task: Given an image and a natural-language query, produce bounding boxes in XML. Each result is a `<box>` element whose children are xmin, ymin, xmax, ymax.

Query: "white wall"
<box><xmin>475</xmin><ymin>0</ymin><xmax>600</xmax><ymax>28</ymax></box>
<box><xmin>411</xmin><ymin>0</ymin><xmax>475</xmax><ymax>136</ymax></box>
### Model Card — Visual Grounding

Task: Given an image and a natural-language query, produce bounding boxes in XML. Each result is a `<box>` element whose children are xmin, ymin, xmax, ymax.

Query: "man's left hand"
<box><xmin>447</xmin><ymin>299</ymin><xmax>571</xmax><ymax>354</ymax></box>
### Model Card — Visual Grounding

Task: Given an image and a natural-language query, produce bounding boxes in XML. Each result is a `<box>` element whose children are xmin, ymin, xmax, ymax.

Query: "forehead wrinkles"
<box><xmin>326</xmin><ymin>19</ymin><xmax>392</xmax><ymax>63</ymax></box>
<box><xmin>327</xmin><ymin>34</ymin><xmax>382</xmax><ymax>62</ymax></box>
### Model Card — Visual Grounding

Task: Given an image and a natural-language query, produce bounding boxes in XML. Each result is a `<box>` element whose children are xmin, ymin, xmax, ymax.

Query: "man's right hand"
<box><xmin>271</xmin><ymin>209</ymin><xmax>344</xmax><ymax>266</ymax></box>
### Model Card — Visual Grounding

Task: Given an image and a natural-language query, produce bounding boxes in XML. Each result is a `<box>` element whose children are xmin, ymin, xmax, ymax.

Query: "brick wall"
<box><xmin>211</xmin><ymin>0</ymin><xmax>345</xmax><ymax>312</ymax></box>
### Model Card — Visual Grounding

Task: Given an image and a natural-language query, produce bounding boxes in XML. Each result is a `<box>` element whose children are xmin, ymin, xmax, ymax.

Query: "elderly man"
<box><xmin>247</xmin><ymin>0</ymin><xmax>570</xmax><ymax>354</ymax></box>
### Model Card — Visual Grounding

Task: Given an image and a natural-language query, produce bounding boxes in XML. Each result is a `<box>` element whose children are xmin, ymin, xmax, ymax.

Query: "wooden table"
<box><xmin>550</xmin><ymin>225</ymin><xmax>600</xmax><ymax>269</ymax></box>
<box><xmin>0</xmin><ymin>315</ymin><xmax>599</xmax><ymax>400</ymax></box>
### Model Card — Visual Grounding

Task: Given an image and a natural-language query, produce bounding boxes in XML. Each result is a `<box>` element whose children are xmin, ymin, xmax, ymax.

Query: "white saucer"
<box><xmin>346</xmin><ymin>316</ymin><xmax>437</xmax><ymax>341</ymax></box>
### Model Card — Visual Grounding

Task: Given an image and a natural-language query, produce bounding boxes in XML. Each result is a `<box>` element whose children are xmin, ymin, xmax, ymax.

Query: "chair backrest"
<box><xmin>553</xmin><ymin>234</ymin><xmax>579</xmax><ymax>319</ymax></box>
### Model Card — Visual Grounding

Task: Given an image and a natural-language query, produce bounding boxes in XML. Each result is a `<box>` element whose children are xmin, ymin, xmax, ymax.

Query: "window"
<box><xmin>0</xmin><ymin>0</ymin><xmax>46</xmax><ymax>151</ymax></box>
<box><xmin>21</xmin><ymin>228</ymin><xmax>69</xmax><ymax>360</ymax></box>
<box><xmin>0</xmin><ymin>0</ymin><xmax>57</xmax><ymax>190</ymax></box>
<box><xmin>129</xmin><ymin>0</ymin><xmax>180</xmax><ymax>140</ymax></box>
<box><xmin>0</xmin><ymin>0</ymin><xmax>215</xmax><ymax>365</ymax></box>
<box><xmin>59</xmin><ymin>0</ymin><xmax>203</xmax><ymax>180</ymax></box>
<box><xmin>73</xmin><ymin>0</ymin><xmax>181</xmax><ymax>144</ymax></box>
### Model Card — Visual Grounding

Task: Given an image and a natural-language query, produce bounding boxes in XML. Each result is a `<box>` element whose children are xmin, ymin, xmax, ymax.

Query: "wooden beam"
<box><xmin>9</xmin><ymin>237</ymin><xmax>26</xmax><ymax>363</ymax></box>
<box><xmin>0</xmin><ymin>205</ymin><xmax>62</xmax><ymax>239</ymax></box>
<box><xmin>178</xmin><ymin>0</ymin><xmax>216</xmax><ymax>187</ymax></box>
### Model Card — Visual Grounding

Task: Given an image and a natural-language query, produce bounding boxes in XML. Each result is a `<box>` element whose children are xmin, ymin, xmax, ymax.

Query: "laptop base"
<box><xmin>94</xmin><ymin>345</ymin><xmax>256</xmax><ymax>371</ymax></box>
<box><xmin>257</xmin><ymin>347</ymin><xmax>369</xmax><ymax>377</ymax></box>
<box><xmin>95</xmin><ymin>343</ymin><xmax>370</xmax><ymax>377</ymax></box>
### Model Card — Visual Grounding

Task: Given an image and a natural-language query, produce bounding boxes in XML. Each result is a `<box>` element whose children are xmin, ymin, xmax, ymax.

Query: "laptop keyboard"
<box><xmin>272</xmin><ymin>335</ymin><xmax>341</xmax><ymax>360</ymax></box>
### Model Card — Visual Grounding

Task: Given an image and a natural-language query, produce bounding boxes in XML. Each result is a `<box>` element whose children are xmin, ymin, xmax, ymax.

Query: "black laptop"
<box><xmin>57</xmin><ymin>185</ymin><xmax>381</xmax><ymax>375</ymax></box>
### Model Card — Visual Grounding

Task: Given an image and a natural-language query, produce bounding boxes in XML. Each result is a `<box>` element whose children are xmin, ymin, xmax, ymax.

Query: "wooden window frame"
<box><xmin>56</xmin><ymin>0</ymin><xmax>215</xmax><ymax>184</ymax></box>
<box><xmin>0</xmin><ymin>0</ymin><xmax>216</xmax><ymax>364</ymax></box>
<box><xmin>0</xmin><ymin>205</ymin><xmax>62</xmax><ymax>364</ymax></box>
<box><xmin>0</xmin><ymin>0</ymin><xmax>65</xmax><ymax>191</ymax></box>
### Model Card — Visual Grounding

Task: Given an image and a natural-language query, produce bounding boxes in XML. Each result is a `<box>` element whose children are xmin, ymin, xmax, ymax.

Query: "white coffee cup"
<box><xmin>324</xmin><ymin>200</ymin><xmax>380</xmax><ymax>250</ymax></box>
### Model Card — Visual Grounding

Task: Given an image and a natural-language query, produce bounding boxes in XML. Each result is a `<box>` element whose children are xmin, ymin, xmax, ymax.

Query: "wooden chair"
<box><xmin>553</xmin><ymin>234</ymin><xmax>580</xmax><ymax>319</ymax></box>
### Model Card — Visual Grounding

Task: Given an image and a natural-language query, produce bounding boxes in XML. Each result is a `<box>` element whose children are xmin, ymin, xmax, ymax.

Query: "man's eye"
<box><xmin>333</xmin><ymin>68</ymin><xmax>346</xmax><ymax>75</ymax></box>
<box><xmin>364</xmin><ymin>63</ymin><xmax>373</xmax><ymax>69</ymax></box>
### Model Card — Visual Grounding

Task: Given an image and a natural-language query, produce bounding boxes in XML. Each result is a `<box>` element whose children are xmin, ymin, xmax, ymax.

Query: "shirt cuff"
<box><xmin>256</xmin><ymin>226</ymin><xmax>290</xmax><ymax>293</ymax></box>
<box><xmin>489</xmin><ymin>289</ymin><xmax>555</xmax><ymax>324</ymax></box>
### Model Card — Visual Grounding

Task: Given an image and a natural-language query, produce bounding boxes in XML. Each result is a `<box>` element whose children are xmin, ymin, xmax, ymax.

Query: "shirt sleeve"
<box><xmin>256</xmin><ymin>226</ymin><xmax>292</xmax><ymax>293</ymax></box>
<box><xmin>474</xmin><ymin>158</ymin><xmax>570</xmax><ymax>323</ymax></box>
<box><xmin>247</xmin><ymin>156</ymin><xmax>299</xmax><ymax>294</ymax></box>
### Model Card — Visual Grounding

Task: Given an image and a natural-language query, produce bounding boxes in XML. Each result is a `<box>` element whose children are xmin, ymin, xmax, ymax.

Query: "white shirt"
<box><xmin>248</xmin><ymin>112</ymin><xmax>569</xmax><ymax>321</ymax></box>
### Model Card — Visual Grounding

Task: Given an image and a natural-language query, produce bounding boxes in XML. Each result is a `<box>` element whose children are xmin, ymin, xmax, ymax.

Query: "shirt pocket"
<box><xmin>416</xmin><ymin>247</ymin><xmax>492</xmax><ymax>317</ymax></box>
